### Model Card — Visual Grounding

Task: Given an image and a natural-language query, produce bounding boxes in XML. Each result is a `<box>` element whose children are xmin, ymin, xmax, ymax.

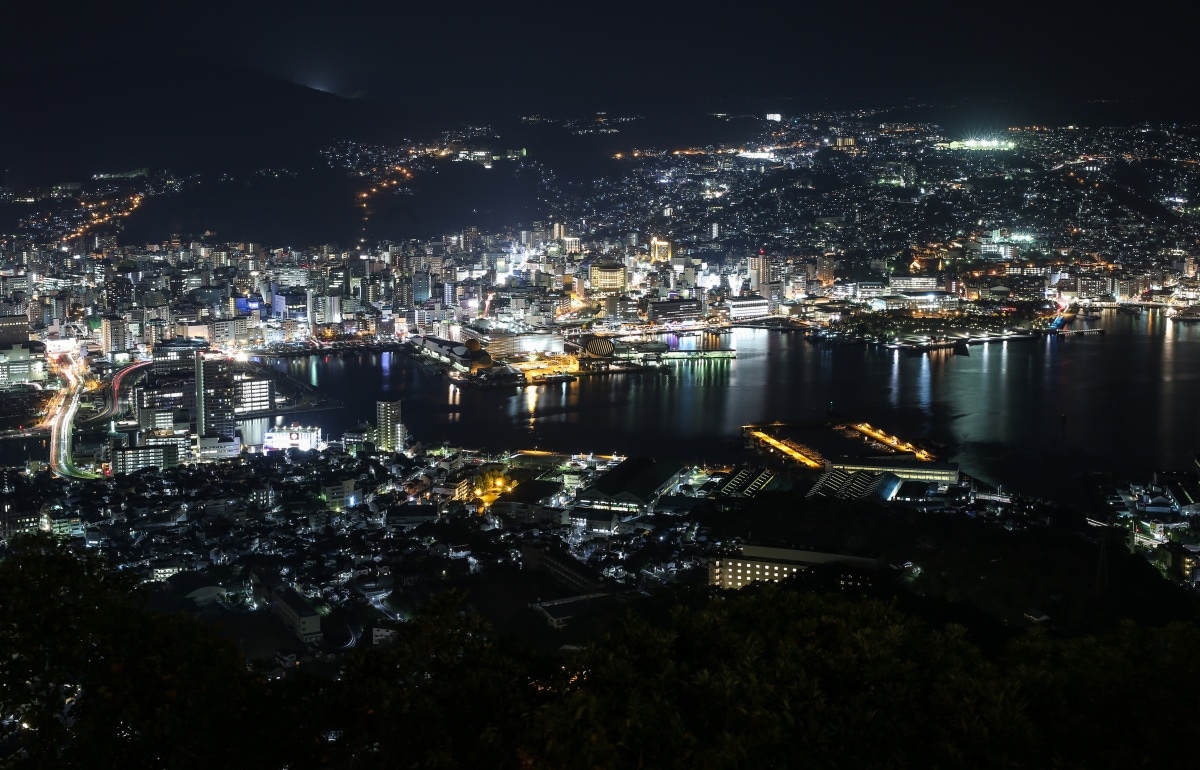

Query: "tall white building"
<box><xmin>376</xmin><ymin>400</ymin><xmax>406</xmax><ymax>452</ymax></box>
<box><xmin>100</xmin><ymin>315</ymin><xmax>133</xmax><ymax>356</ymax></box>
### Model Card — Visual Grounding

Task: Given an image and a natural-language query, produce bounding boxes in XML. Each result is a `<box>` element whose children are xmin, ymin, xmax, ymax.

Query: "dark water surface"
<box><xmin>240</xmin><ymin>309</ymin><xmax>1200</xmax><ymax>505</ymax></box>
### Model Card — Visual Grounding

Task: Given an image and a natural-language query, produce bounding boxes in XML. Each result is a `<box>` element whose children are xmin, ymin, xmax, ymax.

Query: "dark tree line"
<box><xmin>2</xmin><ymin>533</ymin><xmax>1196</xmax><ymax>769</ymax></box>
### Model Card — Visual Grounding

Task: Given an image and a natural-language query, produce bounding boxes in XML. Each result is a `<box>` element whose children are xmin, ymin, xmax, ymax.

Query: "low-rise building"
<box><xmin>709</xmin><ymin>545</ymin><xmax>880</xmax><ymax>590</ymax></box>
<box><xmin>723</xmin><ymin>294</ymin><xmax>770</xmax><ymax>320</ymax></box>
<box><xmin>269</xmin><ymin>585</ymin><xmax>323</xmax><ymax>644</ymax></box>
<box><xmin>829</xmin><ymin>458</ymin><xmax>959</xmax><ymax>486</ymax></box>
<box><xmin>575</xmin><ymin>456</ymin><xmax>685</xmax><ymax>515</ymax></box>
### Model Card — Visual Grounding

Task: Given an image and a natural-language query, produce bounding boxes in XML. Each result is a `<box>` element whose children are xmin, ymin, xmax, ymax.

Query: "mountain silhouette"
<box><xmin>0</xmin><ymin>59</ymin><xmax>409</xmax><ymax>187</ymax></box>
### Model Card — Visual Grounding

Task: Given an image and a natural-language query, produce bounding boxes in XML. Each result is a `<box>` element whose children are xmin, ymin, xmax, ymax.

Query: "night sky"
<box><xmin>7</xmin><ymin>1</ymin><xmax>1195</xmax><ymax>113</ymax></box>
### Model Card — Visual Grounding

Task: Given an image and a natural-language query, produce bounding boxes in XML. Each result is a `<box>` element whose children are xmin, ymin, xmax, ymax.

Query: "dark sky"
<box><xmin>6</xmin><ymin>1</ymin><xmax>1195</xmax><ymax>113</ymax></box>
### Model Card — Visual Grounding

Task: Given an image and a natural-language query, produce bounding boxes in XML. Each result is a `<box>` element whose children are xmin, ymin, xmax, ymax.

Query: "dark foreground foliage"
<box><xmin>2</xmin><ymin>533</ymin><xmax>1195</xmax><ymax>769</ymax></box>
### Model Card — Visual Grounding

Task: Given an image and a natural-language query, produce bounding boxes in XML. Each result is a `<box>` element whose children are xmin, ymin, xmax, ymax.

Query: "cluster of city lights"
<box><xmin>959</xmin><ymin>138</ymin><xmax>1016</xmax><ymax>150</ymax></box>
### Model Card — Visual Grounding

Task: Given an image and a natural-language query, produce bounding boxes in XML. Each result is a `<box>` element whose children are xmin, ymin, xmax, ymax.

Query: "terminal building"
<box><xmin>830</xmin><ymin>455</ymin><xmax>960</xmax><ymax>484</ymax></box>
<box><xmin>410</xmin><ymin>335</ymin><xmax>493</xmax><ymax>372</ymax></box>
<box><xmin>458</xmin><ymin>326</ymin><xmax>565</xmax><ymax>357</ymax></box>
<box><xmin>828</xmin><ymin>457</ymin><xmax>959</xmax><ymax>486</ymax></box>
<box><xmin>807</xmin><ymin>468</ymin><xmax>902</xmax><ymax>501</ymax></box>
<box><xmin>868</xmin><ymin>291</ymin><xmax>959</xmax><ymax>313</ymax></box>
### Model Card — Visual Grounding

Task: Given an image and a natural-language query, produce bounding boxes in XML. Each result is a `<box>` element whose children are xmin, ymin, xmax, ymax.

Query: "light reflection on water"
<box><xmin>4</xmin><ymin>310</ymin><xmax>1183</xmax><ymax>504</ymax></box>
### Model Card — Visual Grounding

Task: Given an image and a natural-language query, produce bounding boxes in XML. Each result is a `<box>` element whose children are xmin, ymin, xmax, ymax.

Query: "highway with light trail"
<box><xmin>85</xmin><ymin>360</ymin><xmax>151</xmax><ymax>424</ymax></box>
<box><xmin>46</xmin><ymin>353</ymin><xmax>98</xmax><ymax>479</ymax></box>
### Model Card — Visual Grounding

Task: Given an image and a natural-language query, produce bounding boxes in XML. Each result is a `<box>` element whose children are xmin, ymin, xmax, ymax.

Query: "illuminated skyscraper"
<box><xmin>748</xmin><ymin>255</ymin><xmax>767</xmax><ymax>293</ymax></box>
<box><xmin>396</xmin><ymin>276</ymin><xmax>414</xmax><ymax>309</ymax></box>
<box><xmin>376</xmin><ymin>400</ymin><xmax>405</xmax><ymax>452</ymax></box>
<box><xmin>413</xmin><ymin>270</ymin><xmax>432</xmax><ymax>304</ymax></box>
<box><xmin>195</xmin><ymin>353</ymin><xmax>236</xmax><ymax>440</ymax></box>
<box><xmin>817</xmin><ymin>255</ymin><xmax>838</xmax><ymax>286</ymax></box>
<box><xmin>650</xmin><ymin>237</ymin><xmax>671</xmax><ymax>263</ymax></box>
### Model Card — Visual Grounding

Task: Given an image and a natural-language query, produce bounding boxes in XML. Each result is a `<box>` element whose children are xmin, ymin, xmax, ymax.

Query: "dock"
<box><xmin>885</xmin><ymin>332</ymin><xmax>1037</xmax><ymax>352</ymax></box>
<box><xmin>848</xmin><ymin>422</ymin><xmax>936</xmax><ymax>461</ymax></box>
<box><xmin>745</xmin><ymin>429</ymin><xmax>824</xmax><ymax>469</ymax></box>
<box><xmin>1037</xmin><ymin>328</ymin><xmax>1106</xmax><ymax>337</ymax></box>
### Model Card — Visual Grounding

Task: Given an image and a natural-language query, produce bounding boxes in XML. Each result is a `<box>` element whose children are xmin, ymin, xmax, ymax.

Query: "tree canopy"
<box><xmin>2</xmin><ymin>533</ymin><xmax>1198</xmax><ymax>769</ymax></box>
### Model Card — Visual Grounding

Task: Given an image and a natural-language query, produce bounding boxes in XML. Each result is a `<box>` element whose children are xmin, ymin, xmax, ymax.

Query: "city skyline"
<box><xmin>4</xmin><ymin>13</ymin><xmax>1200</xmax><ymax>765</ymax></box>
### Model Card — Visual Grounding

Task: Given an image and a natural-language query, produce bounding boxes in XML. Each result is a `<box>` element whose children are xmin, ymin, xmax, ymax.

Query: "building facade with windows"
<box><xmin>709</xmin><ymin>545</ymin><xmax>879</xmax><ymax>590</ymax></box>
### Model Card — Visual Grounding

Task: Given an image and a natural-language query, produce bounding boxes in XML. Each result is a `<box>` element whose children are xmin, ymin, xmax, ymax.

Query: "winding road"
<box><xmin>47</xmin><ymin>353</ymin><xmax>96</xmax><ymax>479</ymax></box>
<box><xmin>85</xmin><ymin>361</ymin><xmax>151</xmax><ymax>424</ymax></box>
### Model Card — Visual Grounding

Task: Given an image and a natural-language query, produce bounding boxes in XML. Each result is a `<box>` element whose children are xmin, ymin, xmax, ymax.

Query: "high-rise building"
<box><xmin>0</xmin><ymin>315</ymin><xmax>29</xmax><ymax>345</ymax></box>
<box><xmin>394</xmin><ymin>276</ymin><xmax>414</xmax><ymax>308</ymax></box>
<box><xmin>589</xmin><ymin>262</ymin><xmax>627</xmax><ymax>292</ymax></box>
<box><xmin>650</xmin><ymin>237</ymin><xmax>672</xmax><ymax>263</ymax></box>
<box><xmin>817</xmin><ymin>255</ymin><xmax>838</xmax><ymax>286</ymax></box>
<box><xmin>208</xmin><ymin>316</ymin><xmax>249</xmax><ymax>348</ymax></box>
<box><xmin>100</xmin><ymin>315</ymin><xmax>132</xmax><ymax>356</ymax></box>
<box><xmin>306</xmin><ymin>288</ymin><xmax>319</xmax><ymax>326</ymax></box>
<box><xmin>195</xmin><ymin>354</ymin><xmax>236</xmax><ymax>440</ymax></box>
<box><xmin>748</xmin><ymin>255</ymin><xmax>767</xmax><ymax>293</ymax></box>
<box><xmin>376</xmin><ymin>400</ymin><xmax>405</xmax><ymax>452</ymax></box>
<box><xmin>151</xmin><ymin>339</ymin><xmax>208</xmax><ymax>374</ymax></box>
<box><xmin>362</xmin><ymin>276</ymin><xmax>381</xmax><ymax>304</ymax></box>
<box><xmin>413</xmin><ymin>270</ymin><xmax>432</xmax><ymax>304</ymax></box>
<box><xmin>233</xmin><ymin>376</ymin><xmax>274</xmax><ymax>415</ymax></box>
<box><xmin>106</xmin><ymin>276</ymin><xmax>135</xmax><ymax>310</ymax></box>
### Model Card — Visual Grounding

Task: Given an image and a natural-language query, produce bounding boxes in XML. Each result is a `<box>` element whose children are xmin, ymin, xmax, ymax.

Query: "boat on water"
<box><xmin>1118</xmin><ymin>304</ymin><xmax>1143</xmax><ymax>315</ymax></box>
<box><xmin>531</xmin><ymin>373</ymin><xmax>578</xmax><ymax>384</ymax></box>
<box><xmin>1171</xmin><ymin>306</ymin><xmax>1200</xmax><ymax>321</ymax></box>
<box><xmin>616</xmin><ymin>340</ymin><xmax>670</xmax><ymax>354</ymax></box>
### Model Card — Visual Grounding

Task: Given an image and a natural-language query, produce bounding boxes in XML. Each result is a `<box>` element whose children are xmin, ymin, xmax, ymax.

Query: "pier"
<box><xmin>884</xmin><ymin>332</ymin><xmax>1036</xmax><ymax>352</ymax></box>
<box><xmin>848</xmin><ymin>422</ymin><xmax>936</xmax><ymax>461</ymax></box>
<box><xmin>1037</xmin><ymin>327</ymin><xmax>1106</xmax><ymax>337</ymax></box>
<box><xmin>746</xmin><ymin>430</ymin><xmax>824</xmax><ymax>469</ymax></box>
